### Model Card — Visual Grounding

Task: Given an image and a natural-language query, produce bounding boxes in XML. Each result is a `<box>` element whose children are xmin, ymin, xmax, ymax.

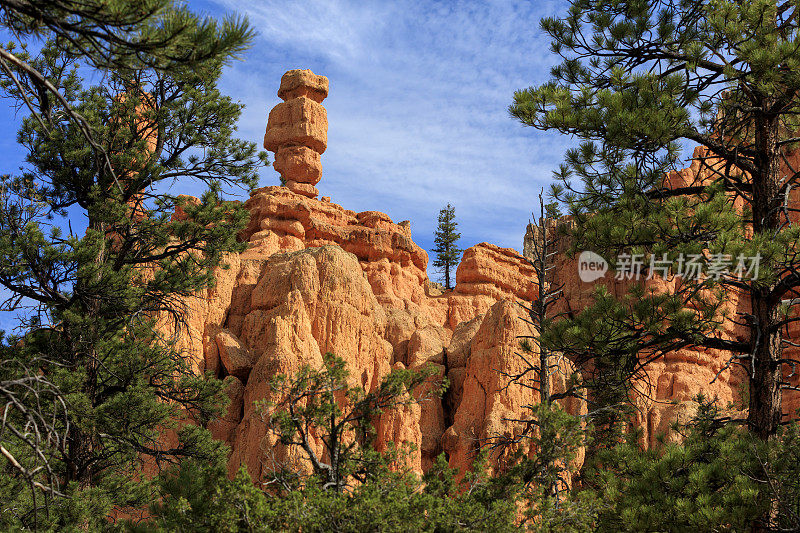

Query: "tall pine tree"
<box><xmin>0</xmin><ymin>1</ymin><xmax>265</xmax><ymax>528</ymax></box>
<box><xmin>512</xmin><ymin>0</ymin><xmax>800</xmax><ymax>445</ymax></box>
<box><xmin>432</xmin><ymin>203</ymin><xmax>461</xmax><ymax>290</ymax></box>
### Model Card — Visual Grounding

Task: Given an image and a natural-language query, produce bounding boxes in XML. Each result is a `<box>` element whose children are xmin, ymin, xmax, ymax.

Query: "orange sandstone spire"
<box><xmin>264</xmin><ymin>69</ymin><xmax>329</xmax><ymax>198</ymax></box>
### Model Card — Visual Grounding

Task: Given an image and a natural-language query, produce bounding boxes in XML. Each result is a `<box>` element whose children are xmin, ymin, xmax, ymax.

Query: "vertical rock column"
<box><xmin>263</xmin><ymin>69</ymin><xmax>329</xmax><ymax>198</ymax></box>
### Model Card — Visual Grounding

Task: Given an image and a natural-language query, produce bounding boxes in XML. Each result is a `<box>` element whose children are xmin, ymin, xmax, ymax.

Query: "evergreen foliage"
<box><xmin>133</xmin><ymin>451</ymin><xmax>523</xmax><ymax>533</ymax></box>
<box><xmin>511</xmin><ymin>0</ymin><xmax>800</xmax><ymax>443</ymax></box>
<box><xmin>0</xmin><ymin>0</ymin><xmax>265</xmax><ymax>528</ymax></box>
<box><xmin>132</xmin><ymin>356</ymin><xmax>521</xmax><ymax>532</ymax></box>
<box><xmin>511</xmin><ymin>403</ymin><xmax>598</xmax><ymax>533</ymax></box>
<box><xmin>259</xmin><ymin>352</ymin><xmax>445</xmax><ymax>493</ymax></box>
<box><xmin>432</xmin><ymin>203</ymin><xmax>462</xmax><ymax>290</ymax></box>
<box><xmin>133</xmin><ymin>388</ymin><xmax>800</xmax><ymax>532</ymax></box>
<box><xmin>587</xmin><ymin>396</ymin><xmax>800</xmax><ymax>531</ymax></box>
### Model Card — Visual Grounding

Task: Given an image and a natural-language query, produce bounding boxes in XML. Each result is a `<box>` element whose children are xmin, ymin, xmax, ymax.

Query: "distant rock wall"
<box><xmin>521</xmin><ymin>144</ymin><xmax>800</xmax><ymax>447</ymax></box>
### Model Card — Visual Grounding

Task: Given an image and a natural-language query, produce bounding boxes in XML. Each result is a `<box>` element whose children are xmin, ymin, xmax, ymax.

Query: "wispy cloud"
<box><xmin>246</xmin><ymin>1</ymin><xmax>393</xmax><ymax>65</ymax></box>
<box><xmin>205</xmin><ymin>0</ymin><xmax>572</xmax><ymax>264</ymax></box>
<box><xmin>0</xmin><ymin>2</ymin><xmax>576</xmax><ymax>331</ymax></box>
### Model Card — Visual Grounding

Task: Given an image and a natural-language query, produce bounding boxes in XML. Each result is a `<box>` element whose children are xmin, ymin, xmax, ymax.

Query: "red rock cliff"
<box><xmin>173</xmin><ymin>69</ymin><xmax>769</xmax><ymax>480</ymax></box>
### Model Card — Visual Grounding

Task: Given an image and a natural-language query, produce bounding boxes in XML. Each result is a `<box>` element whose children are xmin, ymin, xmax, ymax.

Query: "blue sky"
<box><xmin>196</xmin><ymin>0</ymin><xmax>572</xmax><ymax>253</ymax></box>
<box><xmin>0</xmin><ymin>0</ymin><xmax>574</xmax><ymax>330</ymax></box>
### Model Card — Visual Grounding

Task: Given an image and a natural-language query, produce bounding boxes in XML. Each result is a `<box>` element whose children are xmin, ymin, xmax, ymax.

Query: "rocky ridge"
<box><xmin>174</xmin><ymin>69</ymin><xmax>752</xmax><ymax>480</ymax></box>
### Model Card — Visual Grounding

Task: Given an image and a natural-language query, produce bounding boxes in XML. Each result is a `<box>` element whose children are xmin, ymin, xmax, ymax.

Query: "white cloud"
<box><xmin>208</xmin><ymin>0</ymin><xmax>574</xmax><ymax>263</ymax></box>
<box><xmin>213</xmin><ymin>0</ymin><xmax>393</xmax><ymax>65</ymax></box>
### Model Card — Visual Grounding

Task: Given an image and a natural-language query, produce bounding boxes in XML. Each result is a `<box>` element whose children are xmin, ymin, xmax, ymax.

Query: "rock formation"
<box><xmin>172</xmin><ymin>175</ymin><xmax>546</xmax><ymax>476</ymax></box>
<box><xmin>168</xmin><ymin>69</ymin><xmax>775</xmax><ymax>481</ymax></box>
<box><xmin>264</xmin><ymin>69</ymin><xmax>329</xmax><ymax>198</ymax></box>
<box><xmin>521</xmin><ymin>144</ymin><xmax>800</xmax><ymax>447</ymax></box>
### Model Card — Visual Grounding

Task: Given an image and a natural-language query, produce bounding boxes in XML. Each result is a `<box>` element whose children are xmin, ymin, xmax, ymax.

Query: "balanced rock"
<box><xmin>277</xmin><ymin>69</ymin><xmax>328</xmax><ymax>102</ymax></box>
<box><xmin>216</xmin><ymin>329</ymin><xmax>256</xmax><ymax>381</ymax></box>
<box><xmin>264</xmin><ymin>69</ymin><xmax>329</xmax><ymax>198</ymax></box>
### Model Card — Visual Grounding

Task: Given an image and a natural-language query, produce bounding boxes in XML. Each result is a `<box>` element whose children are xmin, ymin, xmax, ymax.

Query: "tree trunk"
<box><xmin>65</xmin><ymin>211</ymin><xmax>108</xmax><ymax>487</ymax></box>
<box><xmin>538</xmin><ymin>217</ymin><xmax>550</xmax><ymax>406</ymax></box>
<box><xmin>748</xmin><ymin>112</ymin><xmax>783</xmax><ymax>441</ymax></box>
<box><xmin>748</xmin><ymin>294</ymin><xmax>782</xmax><ymax>441</ymax></box>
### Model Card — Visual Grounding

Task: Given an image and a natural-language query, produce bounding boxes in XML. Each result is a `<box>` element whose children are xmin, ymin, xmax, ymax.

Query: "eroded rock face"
<box><xmin>171</xmin><ymin>180</ymin><xmax>551</xmax><ymax>477</ymax></box>
<box><xmin>448</xmin><ymin>243</ymin><xmax>537</xmax><ymax>329</ymax></box>
<box><xmin>443</xmin><ymin>300</ymin><xmax>585</xmax><ymax>476</ymax></box>
<box><xmin>169</xmin><ymin>69</ymin><xmax>765</xmax><ymax>482</ymax></box>
<box><xmin>228</xmin><ymin>246</ymin><xmax>399</xmax><ymax>480</ymax></box>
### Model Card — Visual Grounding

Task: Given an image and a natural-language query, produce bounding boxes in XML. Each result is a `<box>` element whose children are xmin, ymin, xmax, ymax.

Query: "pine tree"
<box><xmin>136</xmin><ymin>357</ymin><xmax>521</xmax><ymax>532</ymax></box>
<box><xmin>432</xmin><ymin>203</ymin><xmax>461</xmax><ymax>290</ymax></box>
<box><xmin>139</xmin><ymin>448</ymin><xmax>523</xmax><ymax>532</ymax></box>
<box><xmin>0</xmin><ymin>1</ymin><xmax>265</xmax><ymax>528</ymax></box>
<box><xmin>592</xmin><ymin>396</ymin><xmax>766</xmax><ymax>532</ymax></box>
<box><xmin>496</xmin><ymin>193</ymin><xmax>596</xmax><ymax>528</ymax></box>
<box><xmin>511</xmin><ymin>0</ymin><xmax>800</xmax><ymax>445</ymax></box>
<box><xmin>261</xmin><ymin>352</ymin><xmax>442</xmax><ymax>493</ymax></box>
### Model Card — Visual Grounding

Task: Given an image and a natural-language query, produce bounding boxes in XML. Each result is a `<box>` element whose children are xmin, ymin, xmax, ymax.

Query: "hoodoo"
<box><xmin>174</xmin><ymin>69</ymin><xmax>758</xmax><ymax>480</ymax></box>
<box><xmin>263</xmin><ymin>69</ymin><xmax>329</xmax><ymax>198</ymax></box>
